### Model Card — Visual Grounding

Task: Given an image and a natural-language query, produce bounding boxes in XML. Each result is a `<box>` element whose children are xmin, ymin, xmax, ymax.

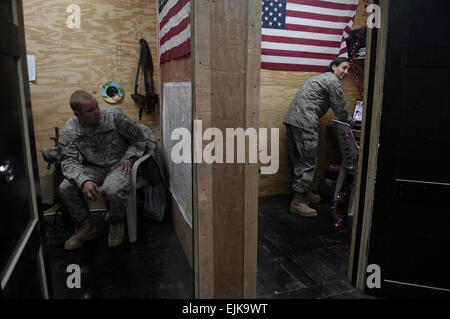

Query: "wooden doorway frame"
<box><xmin>347</xmin><ymin>0</ymin><xmax>389</xmax><ymax>291</ymax></box>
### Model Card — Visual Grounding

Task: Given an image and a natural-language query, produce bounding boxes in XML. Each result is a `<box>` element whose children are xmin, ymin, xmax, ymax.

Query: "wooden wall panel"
<box><xmin>243</xmin><ymin>0</ymin><xmax>261</xmax><ymax>299</ymax></box>
<box><xmin>160</xmin><ymin>55</ymin><xmax>191</xmax><ymax>84</ymax></box>
<box><xmin>22</xmin><ymin>0</ymin><xmax>160</xmax><ymax>203</ymax></box>
<box><xmin>192</xmin><ymin>0</ymin><xmax>214</xmax><ymax>299</ymax></box>
<box><xmin>258</xmin><ymin>0</ymin><xmax>368</xmax><ymax>196</ymax></box>
<box><xmin>192</xmin><ymin>0</ymin><xmax>260</xmax><ymax>299</ymax></box>
<box><xmin>210</xmin><ymin>0</ymin><xmax>246</xmax><ymax>298</ymax></box>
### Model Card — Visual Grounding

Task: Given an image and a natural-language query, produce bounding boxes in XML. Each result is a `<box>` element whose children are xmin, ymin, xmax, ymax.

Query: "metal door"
<box><xmin>366</xmin><ymin>0</ymin><xmax>450</xmax><ymax>298</ymax></box>
<box><xmin>0</xmin><ymin>0</ymin><xmax>48</xmax><ymax>298</ymax></box>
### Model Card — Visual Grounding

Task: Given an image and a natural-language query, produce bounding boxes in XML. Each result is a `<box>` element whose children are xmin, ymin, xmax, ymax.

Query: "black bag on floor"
<box><xmin>142</xmin><ymin>154</ymin><xmax>168</xmax><ymax>222</ymax></box>
<box><xmin>143</xmin><ymin>183</ymin><xmax>168</xmax><ymax>222</ymax></box>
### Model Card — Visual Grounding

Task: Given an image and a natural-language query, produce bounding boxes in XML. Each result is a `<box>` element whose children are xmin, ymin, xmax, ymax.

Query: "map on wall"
<box><xmin>162</xmin><ymin>82</ymin><xmax>192</xmax><ymax>227</ymax></box>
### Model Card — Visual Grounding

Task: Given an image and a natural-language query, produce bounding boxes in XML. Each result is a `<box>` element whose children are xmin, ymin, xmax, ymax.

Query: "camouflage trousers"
<box><xmin>58</xmin><ymin>164</ymin><xmax>132</xmax><ymax>223</ymax></box>
<box><xmin>285</xmin><ymin>124</ymin><xmax>319</xmax><ymax>194</ymax></box>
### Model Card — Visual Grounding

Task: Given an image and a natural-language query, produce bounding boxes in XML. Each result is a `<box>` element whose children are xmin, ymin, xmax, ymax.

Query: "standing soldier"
<box><xmin>58</xmin><ymin>90</ymin><xmax>147</xmax><ymax>249</ymax></box>
<box><xmin>283</xmin><ymin>57</ymin><xmax>352</xmax><ymax>217</ymax></box>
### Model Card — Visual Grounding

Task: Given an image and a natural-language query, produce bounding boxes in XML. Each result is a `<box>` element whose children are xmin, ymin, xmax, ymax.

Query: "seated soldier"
<box><xmin>58</xmin><ymin>90</ymin><xmax>147</xmax><ymax>250</ymax></box>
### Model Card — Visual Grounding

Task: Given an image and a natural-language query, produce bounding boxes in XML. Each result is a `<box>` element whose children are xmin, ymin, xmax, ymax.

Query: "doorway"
<box><xmin>19</xmin><ymin>0</ymin><xmax>194</xmax><ymax>299</ymax></box>
<box><xmin>255</xmin><ymin>0</ymin><xmax>372</xmax><ymax>298</ymax></box>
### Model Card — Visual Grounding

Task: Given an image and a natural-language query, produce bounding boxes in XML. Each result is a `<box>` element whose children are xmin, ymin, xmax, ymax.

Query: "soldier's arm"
<box><xmin>328</xmin><ymin>79</ymin><xmax>351</xmax><ymax>123</ymax></box>
<box><xmin>60</xmin><ymin>130</ymin><xmax>91</xmax><ymax>190</ymax></box>
<box><xmin>114</xmin><ymin>109</ymin><xmax>147</xmax><ymax>165</ymax></box>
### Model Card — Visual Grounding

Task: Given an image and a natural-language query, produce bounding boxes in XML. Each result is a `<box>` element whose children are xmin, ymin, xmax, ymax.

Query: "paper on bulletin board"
<box><xmin>162</xmin><ymin>81</ymin><xmax>193</xmax><ymax>228</ymax></box>
<box><xmin>27</xmin><ymin>55</ymin><xmax>36</xmax><ymax>81</ymax></box>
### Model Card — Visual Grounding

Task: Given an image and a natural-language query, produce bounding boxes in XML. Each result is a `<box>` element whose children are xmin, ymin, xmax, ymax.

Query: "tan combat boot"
<box><xmin>289</xmin><ymin>192</ymin><xmax>318</xmax><ymax>217</ymax></box>
<box><xmin>304</xmin><ymin>191</ymin><xmax>321</xmax><ymax>204</ymax></box>
<box><xmin>64</xmin><ymin>217</ymin><xmax>97</xmax><ymax>250</ymax></box>
<box><xmin>108</xmin><ymin>220</ymin><xmax>125</xmax><ymax>247</ymax></box>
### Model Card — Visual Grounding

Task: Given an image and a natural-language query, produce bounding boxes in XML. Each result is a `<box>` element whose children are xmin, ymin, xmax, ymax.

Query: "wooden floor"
<box><xmin>43</xmin><ymin>192</ymin><xmax>372</xmax><ymax>299</ymax></box>
<box><xmin>257</xmin><ymin>193</ymin><xmax>372</xmax><ymax>299</ymax></box>
<box><xmin>43</xmin><ymin>209</ymin><xmax>194</xmax><ymax>299</ymax></box>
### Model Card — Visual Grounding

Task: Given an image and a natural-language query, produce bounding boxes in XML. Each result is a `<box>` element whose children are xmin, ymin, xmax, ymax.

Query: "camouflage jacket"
<box><xmin>283</xmin><ymin>72</ymin><xmax>351</xmax><ymax>133</ymax></box>
<box><xmin>60</xmin><ymin>107</ymin><xmax>147</xmax><ymax>189</ymax></box>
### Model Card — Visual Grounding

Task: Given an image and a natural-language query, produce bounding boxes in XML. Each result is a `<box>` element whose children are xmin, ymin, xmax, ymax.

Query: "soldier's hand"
<box><xmin>82</xmin><ymin>181</ymin><xmax>101</xmax><ymax>200</ymax></box>
<box><xmin>114</xmin><ymin>161</ymin><xmax>131</xmax><ymax>175</ymax></box>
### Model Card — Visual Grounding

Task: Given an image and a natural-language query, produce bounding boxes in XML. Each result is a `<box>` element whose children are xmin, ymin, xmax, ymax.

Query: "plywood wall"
<box><xmin>22</xmin><ymin>0</ymin><xmax>160</xmax><ymax>203</ymax></box>
<box><xmin>258</xmin><ymin>0</ymin><xmax>369</xmax><ymax>196</ymax></box>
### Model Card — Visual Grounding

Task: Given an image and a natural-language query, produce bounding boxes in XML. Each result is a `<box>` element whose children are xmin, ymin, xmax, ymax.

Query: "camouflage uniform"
<box><xmin>283</xmin><ymin>72</ymin><xmax>351</xmax><ymax>193</ymax></box>
<box><xmin>58</xmin><ymin>107</ymin><xmax>147</xmax><ymax>223</ymax></box>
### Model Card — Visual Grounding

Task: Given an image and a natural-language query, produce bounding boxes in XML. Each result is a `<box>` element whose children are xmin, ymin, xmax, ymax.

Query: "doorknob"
<box><xmin>0</xmin><ymin>160</ymin><xmax>14</xmax><ymax>183</ymax></box>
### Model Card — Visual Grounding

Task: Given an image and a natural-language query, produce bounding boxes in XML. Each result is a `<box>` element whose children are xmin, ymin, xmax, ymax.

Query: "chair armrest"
<box><xmin>131</xmin><ymin>154</ymin><xmax>151</xmax><ymax>186</ymax></box>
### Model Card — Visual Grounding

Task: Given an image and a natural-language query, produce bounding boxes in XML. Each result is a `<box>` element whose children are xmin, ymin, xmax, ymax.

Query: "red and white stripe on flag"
<box><xmin>159</xmin><ymin>0</ymin><xmax>191</xmax><ymax>64</ymax></box>
<box><xmin>261</xmin><ymin>0</ymin><xmax>359</xmax><ymax>72</ymax></box>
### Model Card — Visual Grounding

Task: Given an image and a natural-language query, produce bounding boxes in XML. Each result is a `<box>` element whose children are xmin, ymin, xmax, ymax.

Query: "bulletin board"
<box><xmin>162</xmin><ymin>82</ymin><xmax>192</xmax><ymax>227</ymax></box>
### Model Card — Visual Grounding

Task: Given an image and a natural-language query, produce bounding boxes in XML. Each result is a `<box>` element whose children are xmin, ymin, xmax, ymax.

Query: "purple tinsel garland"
<box><xmin>329</xmin><ymin>2</ymin><xmax>369</xmax><ymax>233</ymax></box>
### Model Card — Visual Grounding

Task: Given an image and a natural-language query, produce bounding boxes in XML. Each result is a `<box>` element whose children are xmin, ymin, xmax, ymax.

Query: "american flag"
<box><xmin>159</xmin><ymin>0</ymin><xmax>191</xmax><ymax>64</ymax></box>
<box><xmin>261</xmin><ymin>0</ymin><xmax>359</xmax><ymax>72</ymax></box>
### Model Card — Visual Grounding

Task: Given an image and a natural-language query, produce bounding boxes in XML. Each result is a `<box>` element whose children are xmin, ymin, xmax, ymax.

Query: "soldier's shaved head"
<box><xmin>70</xmin><ymin>90</ymin><xmax>93</xmax><ymax>112</ymax></box>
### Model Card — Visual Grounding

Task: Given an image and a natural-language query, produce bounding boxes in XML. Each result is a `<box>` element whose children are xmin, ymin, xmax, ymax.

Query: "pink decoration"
<box><xmin>329</xmin><ymin>1</ymin><xmax>369</xmax><ymax>233</ymax></box>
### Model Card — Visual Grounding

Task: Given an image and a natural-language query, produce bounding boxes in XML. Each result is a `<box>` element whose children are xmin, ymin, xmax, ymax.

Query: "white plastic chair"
<box><xmin>88</xmin><ymin>154</ymin><xmax>151</xmax><ymax>243</ymax></box>
<box><xmin>126</xmin><ymin>154</ymin><xmax>151</xmax><ymax>242</ymax></box>
<box><xmin>332</xmin><ymin>120</ymin><xmax>360</xmax><ymax>216</ymax></box>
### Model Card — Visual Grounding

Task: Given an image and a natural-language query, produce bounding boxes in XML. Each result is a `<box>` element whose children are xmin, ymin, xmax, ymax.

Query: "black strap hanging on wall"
<box><xmin>131</xmin><ymin>39</ymin><xmax>159</xmax><ymax>120</ymax></box>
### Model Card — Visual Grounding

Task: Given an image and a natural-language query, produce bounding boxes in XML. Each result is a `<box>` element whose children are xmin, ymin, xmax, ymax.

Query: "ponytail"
<box><xmin>326</xmin><ymin>57</ymin><xmax>349</xmax><ymax>73</ymax></box>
